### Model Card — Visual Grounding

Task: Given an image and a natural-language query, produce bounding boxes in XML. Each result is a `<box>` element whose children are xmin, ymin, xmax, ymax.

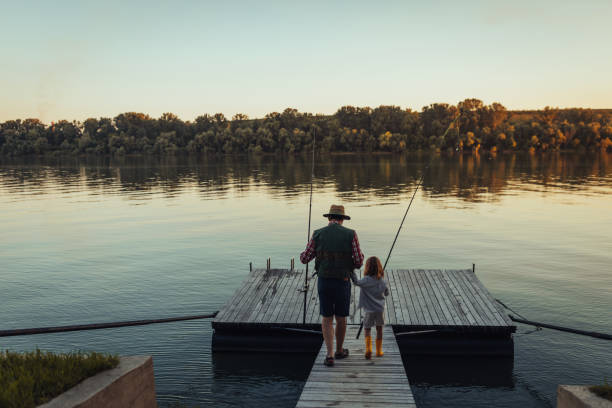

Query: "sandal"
<box><xmin>334</xmin><ymin>348</ymin><xmax>349</xmax><ymax>359</ymax></box>
<box><xmin>324</xmin><ymin>356</ymin><xmax>334</xmax><ymax>367</ymax></box>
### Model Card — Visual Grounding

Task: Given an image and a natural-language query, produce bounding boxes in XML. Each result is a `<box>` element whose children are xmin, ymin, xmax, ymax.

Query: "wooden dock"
<box><xmin>296</xmin><ymin>326</ymin><xmax>415</xmax><ymax>408</ymax></box>
<box><xmin>212</xmin><ymin>266</ymin><xmax>516</xmax><ymax>407</ymax></box>
<box><xmin>213</xmin><ymin>268</ymin><xmax>514</xmax><ymax>333</ymax></box>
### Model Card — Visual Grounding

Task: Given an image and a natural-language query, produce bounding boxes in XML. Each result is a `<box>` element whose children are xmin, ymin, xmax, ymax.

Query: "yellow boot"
<box><xmin>365</xmin><ymin>335</ymin><xmax>372</xmax><ymax>359</ymax></box>
<box><xmin>376</xmin><ymin>338</ymin><xmax>384</xmax><ymax>357</ymax></box>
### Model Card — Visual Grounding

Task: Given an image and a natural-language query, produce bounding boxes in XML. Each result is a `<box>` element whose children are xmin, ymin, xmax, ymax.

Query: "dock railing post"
<box><xmin>250</xmin><ymin>262</ymin><xmax>252</xmax><ymax>272</ymax></box>
<box><xmin>472</xmin><ymin>263</ymin><xmax>475</xmax><ymax>273</ymax></box>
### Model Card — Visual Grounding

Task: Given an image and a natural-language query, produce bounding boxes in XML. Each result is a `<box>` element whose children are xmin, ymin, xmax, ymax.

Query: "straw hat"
<box><xmin>323</xmin><ymin>204</ymin><xmax>351</xmax><ymax>220</ymax></box>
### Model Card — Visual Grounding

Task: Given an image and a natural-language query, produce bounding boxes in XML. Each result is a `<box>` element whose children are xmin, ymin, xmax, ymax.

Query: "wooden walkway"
<box><xmin>213</xmin><ymin>268</ymin><xmax>514</xmax><ymax>334</ymax></box>
<box><xmin>296</xmin><ymin>326</ymin><xmax>415</xmax><ymax>408</ymax></box>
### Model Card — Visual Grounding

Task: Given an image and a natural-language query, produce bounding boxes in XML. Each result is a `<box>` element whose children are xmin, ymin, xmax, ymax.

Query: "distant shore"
<box><xmin>1</xmin><ymin>99</ymin><xmax>611</xmax><ymax>157</ymax></box>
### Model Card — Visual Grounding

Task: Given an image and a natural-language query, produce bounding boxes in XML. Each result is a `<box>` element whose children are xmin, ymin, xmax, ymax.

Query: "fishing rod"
<box><xmin>382</xmin><ymin>112</ymin><xmax>461</xmax><ymax>273</ymax></box>
<box><xmin>302</xmin><ymin>128</ymin><xmax>316</xmax><ymax>325</ymax></box>
<box><xmin>357</xmin><ymin>113</ymin><xmax>461</xmax><ymax>339</ymax></box>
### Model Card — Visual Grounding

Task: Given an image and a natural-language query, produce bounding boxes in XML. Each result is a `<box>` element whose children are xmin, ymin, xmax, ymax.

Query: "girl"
<box><xmin>351</xmin><ymin>256</ymin><xmax>389</xmax><ymax>359</ymax></box>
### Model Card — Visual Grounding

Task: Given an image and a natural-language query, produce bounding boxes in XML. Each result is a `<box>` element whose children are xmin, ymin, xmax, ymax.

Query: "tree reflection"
<box><xmin>0</xmin><ymin>153</ymin><xmax>610</xmax><ymax>203</ymax></box>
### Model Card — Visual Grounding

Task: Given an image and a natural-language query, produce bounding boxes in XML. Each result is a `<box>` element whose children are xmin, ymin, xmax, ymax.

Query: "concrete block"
<box><xmin>558</xmin><ymin>385</ymin><xmax>612</xmax><ymax>408</ymax></box>
<box><xmin>39</xmin><ymin>355</ymin><xmax>157</xmax><ymax>408</ymax></box>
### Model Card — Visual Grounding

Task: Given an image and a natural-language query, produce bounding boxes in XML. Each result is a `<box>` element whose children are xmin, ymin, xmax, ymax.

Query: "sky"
<box><xmin>1</xmin><ymin>0</ymin><xmax>611</xmax><ymax>123</ymax></box>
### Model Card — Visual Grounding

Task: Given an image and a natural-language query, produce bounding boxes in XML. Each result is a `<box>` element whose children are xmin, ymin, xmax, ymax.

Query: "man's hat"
<box><xmin>323</xmin><ymin>204</ymin><xmax>351</xmax><ymax>220</ymax></box>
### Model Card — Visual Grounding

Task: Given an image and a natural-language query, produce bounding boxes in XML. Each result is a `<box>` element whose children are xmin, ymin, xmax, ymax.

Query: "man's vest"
<box><xmin>313</xmin><ymin>223</ymin><xmax>355</xmax><ymax>279</ymax></box>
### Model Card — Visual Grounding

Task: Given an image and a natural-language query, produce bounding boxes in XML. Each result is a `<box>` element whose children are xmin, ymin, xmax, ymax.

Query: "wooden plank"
<box><xmin>245</xmin><ymin>269</ymin><xmax>284</xmax><ymax>323</ymax></box>
<box><xmin>297</xmin><ymin>402</ymin><xmax>416</xmax><ymax>408</ymax></box>
<box><xmin>422</xmin><ymin>269</ymin><xmax>456</xmax><ymax>326</ymax></box>
<box><xmin>383</xmin><ymin>274</ymin><xmax>396</xmax><ymax>325</ymax></box>
<box><xmin>454</xmin><ymin>269</ymin><xmax>497</xmax><ymax>326</ymax></box>
<box><xmin>283</xmin><ymin>270</ymin><xmax>309</xmax><ymax>324</ymax></box>
<box><xmin>297</xmin><ymin>326</ymin><xmax>414</xmax><ymax>408</ymax></box>
<box><xmin>414</xmin><ymin>269</ymin><xmax>446</xmax><ymax>326</ymax></box>
<box><xmin>254</xmin><ymin>269</ymin><xmax>289</xmax><ymax>323</ymax></box>
<box><xmin>224</xmin><ymin>269</ymin><xmax>267</xmax><ymax>323</ymax></box>
<box><xmin>239</xmin><ymin>269</ymin><xmax>288</xmax><ymax>323</ymax></box>
<box><xmin>261</xmin><ymin>269</ymin><xmax>296</xmax><ymax>323</ymax></box>
<box><xmin>424</xmin><ymin>269</ymin><xmax>451</xmax><ymax>325</ymax></box>
<box><xmin>443</xmin><ymin>270</ymin><xmax>481</xmax><ymax>326</ymax></box>
<box><xmin>465</xmin><ymin>272</ymin><xmax>510</xmax><ymax>327</ymax></box>
<box><xmin>401</xmin><ymin>269</ymin><xmax>431</xmax><ymax>325</ymax></box>
<box><xmin>214</xmin><ymin>269</ymin><xmax>262</xmax><ymax>322</ymax></box>
<box><xmin>396</xmin><ymin>269</ymin><xmax>420</xmax><ymax>326</ymax></box>
<box><xmin>449</xmin><ymin>269</ymin><xmax>493</xmax><ymax>327</ymax></box>
<box><xmin>268</xmin><ymin>269</ymin><xmax>297</xmax><ymax>323</ymax></box>
<box><xmin>232</xmin><ymin>270</ymin><xmax>274</xmax><ymax>323</ymax></box>
<box><xmin>463</xmin><ymin>272</ymin><xmax>513</xmax><ymax>326</ymax></box>
<box><xmin>452</xmin><ymin>270</ymin><xmax>497</xmax><ymax>326</ymax></box>
<box><xmin>435</xmin><ymin>269</ymin><xmax>472</xmax><ymax>326</ymax></box>
<box><xmin>397</xmin><ymin>269</ymin><xmax>418</xmax><ymax>325</ymax></box>
<box><xmin>307</xmin><ymin>275</ymin><xmax>320</xmax><ymax>324</ymax></box>
<box><xmin>387</xmin><ymin>270</ymin><xmax>407</xmax><ymax>325</ymax></box>
<box><xmin>412</xmin><ymin>269</ymin><xmax>438</xmax><ymax>325</ymax></box>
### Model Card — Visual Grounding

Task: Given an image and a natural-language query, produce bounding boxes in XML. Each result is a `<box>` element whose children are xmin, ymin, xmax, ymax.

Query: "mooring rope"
<box><xmin>0</xmin><ymin>311</ymin><xmax>219</xmax><ymax>338</ymax></box>
<box><xmin>496</xmin><ymin>299</ymin><xmax>612</xmax><ymax>341</ymax></box>
<box><xmin>495</xmin><ymin>298</ymin><xmax>531</xmax><ymax>321</ymax></box>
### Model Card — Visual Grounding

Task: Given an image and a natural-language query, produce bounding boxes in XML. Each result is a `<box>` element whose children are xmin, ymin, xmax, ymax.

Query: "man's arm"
<box><xmin>352</xmin><ymin>232</ymin><xmax>364</xmax><ymax>269</ymax></box>
<box><xmin>300</xmin><ymin>237</ymin><xmax>316</xmax><ymax>264</ymax></box>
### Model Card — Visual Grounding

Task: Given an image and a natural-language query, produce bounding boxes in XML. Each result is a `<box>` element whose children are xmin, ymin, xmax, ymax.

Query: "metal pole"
<box><xmin>303</xmin><ymin>129</ymin><xmax>316</xmax><ymax>325</ymax></box>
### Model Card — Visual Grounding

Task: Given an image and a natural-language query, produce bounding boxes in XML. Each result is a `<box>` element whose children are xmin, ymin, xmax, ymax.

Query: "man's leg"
<box><xmin>318</xmin><ymin>277</ymin><xmax>335</xmax><ymax>360</ymax></box>
<box><xmin>335</xmin><ymin>315</ymin><xmax>346</xmax><ymax>353</ymax></box>
<box><xmin>322</xmin><ymin>316</ymin><xmax>334</xmax><ymax>358</ymax></box>
<box><xmin>334</xmin><ymin>278</ymin><xmax>351</xmax><ymax>355</ymax></box>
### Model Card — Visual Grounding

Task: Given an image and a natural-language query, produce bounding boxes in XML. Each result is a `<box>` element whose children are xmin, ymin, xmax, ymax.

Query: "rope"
<box><xmin>509</xmin><ymin>315</ymin><xmax>612</xmax><ymax>341</ymax></box>
<box><xmin>0</xmin><ymin>312</ymin><xmax>219</xmax><ymax>338</ymax></box>
<box><xmin>495</xmin><ymin>298</ymin><xmax>531</xmax><ymax>321</ymax></box>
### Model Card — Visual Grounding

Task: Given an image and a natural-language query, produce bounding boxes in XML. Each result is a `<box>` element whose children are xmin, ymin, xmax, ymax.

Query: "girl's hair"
<box><xmin>364</xmin><ymin>256</ymin><xmax>384</xmax><ymax>279</ymax></box>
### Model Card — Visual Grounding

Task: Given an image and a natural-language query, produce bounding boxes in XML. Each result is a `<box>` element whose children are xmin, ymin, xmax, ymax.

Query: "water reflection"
<box><xmin>0</xmin><ymin>153</ymin><xmax>610</xmax><ymax>203</ymax></box>
<box><xmin>211</xmin><ymin>352</ymin><xmax>316</xmax><ymax>408</ymax></box>
<box><xmin>403</xmin><ymin>356</ymin><xmax>514</xmax><ymax>387</ymax></box>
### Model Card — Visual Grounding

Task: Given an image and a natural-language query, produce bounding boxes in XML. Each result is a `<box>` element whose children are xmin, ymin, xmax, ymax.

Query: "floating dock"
<box><xmin>212</xmin><ymin>267</ymin><xmax>516</xmax><ymax>355</ymax></box>
<box><xmin>296</xmin><ymin>325</ymin><xmax>415</xmax><ymax>408</ymax></box>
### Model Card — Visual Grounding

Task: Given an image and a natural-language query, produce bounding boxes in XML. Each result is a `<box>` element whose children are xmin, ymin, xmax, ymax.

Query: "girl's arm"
<box><xmin>383</xmin><ymin>280</ymin><xmax>389</xmax><ymax>297</ymax></box>
<box><xmin>350</xmin><ymin>271</ymin><xmax>361</xmax><ymax>286</ymax></box>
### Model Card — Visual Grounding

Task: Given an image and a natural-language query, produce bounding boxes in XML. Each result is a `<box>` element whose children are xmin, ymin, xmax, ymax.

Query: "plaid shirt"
<box><xmin>299</xmin><ymin>220</ymin><xmax>364</xmax><ymax>268</ymax></box>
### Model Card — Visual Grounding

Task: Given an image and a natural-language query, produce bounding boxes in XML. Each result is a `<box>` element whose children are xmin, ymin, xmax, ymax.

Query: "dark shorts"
<box><xmin>317</xmin><ymin>276</ymin><xmax>351</xmax><ymax>317</ymax></box>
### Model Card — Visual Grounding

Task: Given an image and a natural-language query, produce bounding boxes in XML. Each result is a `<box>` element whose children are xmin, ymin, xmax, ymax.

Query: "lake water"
<box><xmin>1</xmin><ymin>152</ymin><xmax>611</xmax><ymax>407</ymax></box>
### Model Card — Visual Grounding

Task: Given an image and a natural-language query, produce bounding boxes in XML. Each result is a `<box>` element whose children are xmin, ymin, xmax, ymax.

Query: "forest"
<box><xmin>1</xmin><ymin>99</ymin><xmax>611</xmax><ymax>156</ymax></box>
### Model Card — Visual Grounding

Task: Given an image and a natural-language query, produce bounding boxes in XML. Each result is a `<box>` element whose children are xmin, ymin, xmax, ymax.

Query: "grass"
<box><xmin>590</xmin><ymin>380</ymin><xmax>612</xmax><ymax>402</ymax></box>
<box><xmin>0</xmin><ymin>349</ymin><xmax>119</xmax><ymax>408</ymax></box>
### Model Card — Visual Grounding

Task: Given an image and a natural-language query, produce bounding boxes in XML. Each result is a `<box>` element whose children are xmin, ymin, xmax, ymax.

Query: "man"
<box><xmin>300</xmin><ymin>204</ymin><xmax>364</xmax><ymax>366</ymax></box>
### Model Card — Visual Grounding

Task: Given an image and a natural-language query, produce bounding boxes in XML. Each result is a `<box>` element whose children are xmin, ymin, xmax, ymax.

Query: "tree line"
<box><xmin>1</xmin><ymin>99</ymin><xmax>611</xmax><ymax>156</ymax></box>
